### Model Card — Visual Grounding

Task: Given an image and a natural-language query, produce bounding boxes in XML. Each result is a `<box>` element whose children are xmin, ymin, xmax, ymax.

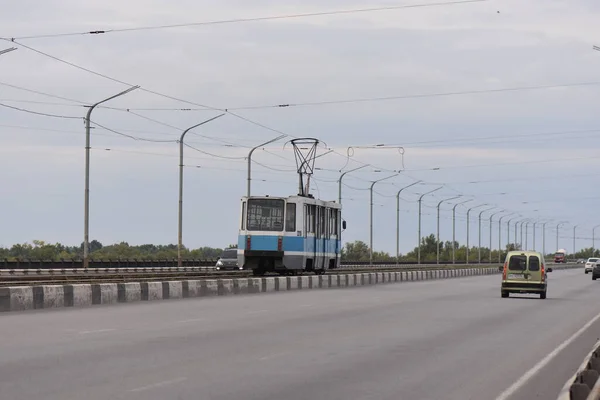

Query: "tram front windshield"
<box><xmin>246</xmin><ymin>199</ymin><xmax>285</xmax><ymax>231</ymax></box>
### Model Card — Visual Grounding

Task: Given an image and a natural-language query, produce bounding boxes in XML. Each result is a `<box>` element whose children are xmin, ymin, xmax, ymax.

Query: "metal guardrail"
<box><xmin>1</xmin><ymin>258</ymin><xmax>562</xmax><ymax>269</ymax></box>
<box><xmin>0</xmin><ymin>263</ymin><xmax>502</xmax><ymax>277</ymax></box>
<box><xmin>558</xmin><ymin>340</ymin><xmax>600</xmax><ymax>400</ymax></box>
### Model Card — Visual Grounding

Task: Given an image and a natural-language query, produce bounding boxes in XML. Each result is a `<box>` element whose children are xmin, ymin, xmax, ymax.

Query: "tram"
<box><xmin>237</xmin><ymin>194</ymin><xmax>343</xmax><ymax>276</ymax></box>
<box><xmin>236</xmin><ymin>138</ymin><xmax>345</xmax><ymax>276</ymax></box>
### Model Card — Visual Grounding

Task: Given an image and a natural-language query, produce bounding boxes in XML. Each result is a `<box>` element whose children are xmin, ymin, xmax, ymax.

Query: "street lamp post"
<box><xmin>507</xmin><ymin>216</ymin><xmax>519</xmax><ymax>249</ymax></box>
<box><xmin>466</xmin><ymin>204</ymin><xmax>488</xmax><ymax>264</ymax></box>
<box><xmin>542</xmin><ymin>221</ymin><xmax>549</xmax><ymax>256</ymax></box>
<box><xmin>338</xmin><ymin>165</ymin><xmax>369</xmax><ymax>204</ymax></box>
<box><xmin>593</xmin><ymin>225</ymin><xmax>600</xmax><ymax>257</ymax></box>
<box><xmin>437</xmin><ymin>196</ymin><xmax>462</xmax><ymax>264</ymax></box>
<box><xmin>498</xmin><ymin>213</ymin><xmax>514</xmax><ymax>263</ymax></box>
<box><xmin>452</xmin><ymin>199</ymin><xmax>473</xmax><ymax>264</ymax></box>
<box><xmin>478</xmin><ymin>207</ymin><xmax>496</xmax><ymax>264</ymax></box>
<box><xmin>519</xmin><ymin>220</ymin><xmax>529</xmax><ymax>250</ymax></box>
<box><xmin>369</xmin><ymin>174</ymin><xmax>398</xmax><ymax>265</ymax></box>
<box><xmin>0</xmin><ymin>47</ymin><xmax>17</xmax><ymax>56</ymax></box>
<box><xmin>573</xmin><ymin>225</ymin><xmax>578</xmax><ymax>256</ymax></box>
<box><xmin>489</xmin><ymin>210</ymin><xmax>504</xmax><ymax>263</ymax></box>
<box><xmin>556</xmin><ymin>221</ymin><xmax>567</xmax><ymax>252</ymax></box>
<box><xmin>247</xmin><ymin>135</ymin><xmax>286</xmax><ymax>197</ymax></box>
<box><xmin>417</xmin><ymin>187</ymin><xmax>442</xmax><ymax>264</ymax></box>
<box><xmin>83</xmin><ymin>86</ymin><xmax>140</xmax><ymax>268</ymax></box>
<box><xmin>178</xmin><ymin>114</ymin><xmax>226</xmax><ymax>267</ymax></box>
<box><xmin>396</xmin><ymin>181</ymin><xmax>422</xmax><ymax>265</ymax></box>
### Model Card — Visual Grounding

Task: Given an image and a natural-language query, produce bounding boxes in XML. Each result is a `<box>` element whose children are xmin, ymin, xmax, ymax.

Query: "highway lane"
<box><xmin>0</xmin><ymin>268</ymin><xmax>598</xmax><ymax>400</ymax></box>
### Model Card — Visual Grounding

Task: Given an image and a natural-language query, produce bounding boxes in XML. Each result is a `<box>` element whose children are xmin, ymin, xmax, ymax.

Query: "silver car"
<box><xmin>216</xmin><ymin>248</ymin><xmax>241</xmax><ymax>271</ymax></box>
<box><xmin>585</xmin><ymin>258</ymin><xmax>599</xmax><ymax>274</ymax></box>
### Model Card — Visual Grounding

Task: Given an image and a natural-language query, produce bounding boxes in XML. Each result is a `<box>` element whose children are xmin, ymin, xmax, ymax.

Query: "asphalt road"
<box><xmin>0</xmin><ymin>268</ymin><xmax>598</xmax><ymax>400</ymax></box>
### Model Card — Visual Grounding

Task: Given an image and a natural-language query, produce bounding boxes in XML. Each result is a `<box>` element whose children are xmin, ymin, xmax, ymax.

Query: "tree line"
<box><xmin>1</xmin><ymin>235</ymin><xmax>597</xmax><ymax>262</ymax></box>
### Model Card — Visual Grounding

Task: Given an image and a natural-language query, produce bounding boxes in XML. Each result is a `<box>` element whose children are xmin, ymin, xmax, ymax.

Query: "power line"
<box><xmin>0</xmin><ymin>38</ymin><xmax>439</xmax><ymax>178</ymax></box>
<box><xmin>5</xmin><ymin>0</ymin><xmax>489</xmax><ymax>40</ymax></box>
<box><xmin>395</xmin><ymin>128</ymin><xmax>600</xmax><ymax>148</ymax></box>
<box><xmin>183</xmin><ymin>142</ymin><xmax>247</xmax><ymax>160</ymax></box>
<box><xmin>226</xmin><ymin>81</ymin><xmax>600</xmax><ymax>110</ymax></box>
<box><xmin>0</xmin><ymin>102</ymin><xmax>82</xmax><ymax>119</ymax></box>
<box><xmin>88</xmin><ymin>120</ymin><xmax>178</xmax><ymax>143</ymax></box>
<box><xmin>405</xmin><ymin>153</ymin><xmax>600</xmax><ymax>172</ymax></box>
<box><xmin>0</xmin><ymin>80</ymin><xmax>88</xmax><ymax>104</ymax></box>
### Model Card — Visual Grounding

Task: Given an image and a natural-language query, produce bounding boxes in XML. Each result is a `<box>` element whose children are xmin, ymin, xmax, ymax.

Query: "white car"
<box><xmin>585</xmin><ymin>258</ymin><xmax>599</xmax><ymax>274</ymax></box>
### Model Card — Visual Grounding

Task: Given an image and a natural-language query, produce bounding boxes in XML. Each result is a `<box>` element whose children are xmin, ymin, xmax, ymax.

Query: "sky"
<box><xmin>1</xmin><ymin>0</ymin><xmax>599</xmax><ymax>255</ymax></box>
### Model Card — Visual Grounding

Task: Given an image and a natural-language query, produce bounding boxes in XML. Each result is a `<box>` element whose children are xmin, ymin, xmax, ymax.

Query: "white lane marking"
<box><xmin>175</xmin><ymin>318</ymin><xmax>204</xmax><ymax>323</ymax></box>
<box><xmin>129</xmin><ymin>377</ymin><xmax>187</xmax><ymax>393</ymax></box>
<box><xmin>495</xmin><ymin>309</ymin><xmax>600</xmax><ymax>400</ymax></box>
<box><xmin>78</xmin><ymin>329</ymin><xmax>116</xmax><ymax>335</ymax></box>
<box><xmin>259</xmin><ymin>351</ymin><xmax>291</xmax><ymax>361</ymax></box>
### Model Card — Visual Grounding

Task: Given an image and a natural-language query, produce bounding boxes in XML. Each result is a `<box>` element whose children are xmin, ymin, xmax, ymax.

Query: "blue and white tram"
<box><xmin>237</xmin><ymin>195</ymin><xmax>343</xmax><ymax>276</ymax></box>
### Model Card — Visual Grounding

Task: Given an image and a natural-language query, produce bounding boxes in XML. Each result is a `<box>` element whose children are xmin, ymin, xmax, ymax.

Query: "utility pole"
<box><xmin>498</xmin><ymin>213</ymin><xmax>514</xmax><ymax>263</ymax></box>
<box><xmin>452</xmin><ymin>199</ymin><xmax>473</xmax><ymax>264</ymax></box>
<box><xmin>478</xmin><ymin>207</ymin><xmax>495</xmax><ymax>264</ymax></box>
<box><xmin>593</xmin><ymin>225</ymin><xmax>600</xmax><ymax>256</ymax></box>
<box><xmin>489</xmin><ymin>210</ymin><xmax>504</xmax><ymax>263</ymax></box>
<box><xmin>437</xmin><ymin>196</ymin><xmax>461</xmax><ymax>264</ymax></box>
<box><xmin>556</xmin><ymin>221</ymin><xmax>567</xmax><ymax>253</ymax></box>
<box><xmin>466</xmin><ymin>204</ymin><xmax>488</xmax><ymax>264</ymax></box>
<box><xmin>338</xmin><ymin>165</ymin><xmax>368</xmax><ymax>204</ymax></box>
<box><xmin>417</xmin><ymin>187</ymin><xmax>442</xmax><ymax>264</ymax></box>
<box><xmin>519</xmin><ymin>220</ymin><xmax>528</xmax><ymax>250</ymax></box>
<box><xmin>507</xmin><ymin>216</ymin><xmax>519</xmax><ymax>249</ymax></box>
<box><xmin>542</xmin><ymin>222</ymin><xmax>549</xmax><ymax>256</ymax></box>
<box><xmin>247</xmin><ymin>135</ymin><xmax>285</xmax><ymax>197</ymax></box>
<box><xmin>369</xmin><ymin>174</ymin><xmax>398</xmax><ymax>265</ymax></box>
<box><xmin>178</xmin><ymin>114</ymin><xmax>225</xmax><ymax>267</ymax></box>
<box><xmin>83</xmin><ymin>86</ymin><xmax>139</xmax><ymax>268</ymax></box>
<box><xmin>573</xmin><ymin>225</ymin><xmax>578</xmax><ymax>256</ymax></box>
<box><xmin>396</xmin><ymin>181</ymin><xmax>422</xmax><ymax>265</ymax></box>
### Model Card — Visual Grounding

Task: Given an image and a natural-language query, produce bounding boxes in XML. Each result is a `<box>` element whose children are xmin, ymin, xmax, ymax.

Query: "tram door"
<box><xmin>317</xmin><ymin>206</ymin><xmax>327</xmax><ymax>269</ymax></box>
<box><xmin>305</xmin><ymin>204</ymin><xmax>317</xmax><ymax>269</ymax></box>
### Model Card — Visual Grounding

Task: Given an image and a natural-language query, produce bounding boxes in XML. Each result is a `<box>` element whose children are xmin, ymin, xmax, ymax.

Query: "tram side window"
<box><xmin>246</xmin><ymin>199</ymin><xmax>284</xmax><ymax>231</ymax></box>
<box><xmin>285</xmin><ymin>203</ymin><xmax>296</xmax><ymax>232</ymax></box>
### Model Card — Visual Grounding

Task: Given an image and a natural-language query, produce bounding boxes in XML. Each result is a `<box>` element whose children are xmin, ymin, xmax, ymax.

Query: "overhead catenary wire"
<box><xmin>5</xmin><ymin>36</ymin><xmax>588</xmax><ymax>187</ymax></box>
<box><xmin>223</xmin><ymin>81</ymin><xmax>600</xmax><ymax>111</ymax></box>
<box><xmin>88</xmin><ymin>120</ymin><xmax>178</xmax><ymax>143</ymax></box>
<box><xmin>5</xmin><ymin>34</ymin><xmax>587</xmax><ymax>219</ymax></box>
<box><xmin>0</xmin><ymin>102</ymin><xmax>82</xmax><ymax>119</ymax></box>
<box><xmin>0</xmin><ymin>80</ymin><xmax>88</xmax><ymax>104</ymax></box>
<box><xmin>4</xmin><ymin>0</ymin><xmax>489</xmax><ymax>40</ymax></box>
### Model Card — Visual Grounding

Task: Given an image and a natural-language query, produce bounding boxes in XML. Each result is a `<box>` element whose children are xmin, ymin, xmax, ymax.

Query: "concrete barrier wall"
<box><xmin>0</xmin><ymin>264</ymin><xmax>581</xmax><ymax>313</ymax></box>
<box><xmin>557</xmin><ymin>339</ymin><xmax>600</xmax><ymax>400</ymax></box>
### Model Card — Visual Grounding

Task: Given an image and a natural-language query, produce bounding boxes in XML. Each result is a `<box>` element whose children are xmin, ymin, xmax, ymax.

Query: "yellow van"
<box><xmin>500</xmin><ymin>251</ymin><xmax>553</xmax><ymax>299</ymax></box>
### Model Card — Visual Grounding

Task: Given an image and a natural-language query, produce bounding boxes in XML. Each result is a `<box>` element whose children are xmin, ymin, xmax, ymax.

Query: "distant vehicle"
<box><xmin>577</xmin><ymin>259</ymin><xmax>586</xmax><ymax>264</ymax></box>
<box><xmin>500</xmin><ymin>250</ymin><xmax>552</xmax><ymax>299</ymax></box>
<box><xmin>554</xmin><ymin>249</ymin><xmax>567</xmax><ymax>263</ymax></box>
<box><xmin>216</xmin><ymin>248</ymin><xmax>241</xmax><ymax>271</ymax></box>
<box><xmin>585</xmin><ymin>258</ymin><xmax>600</xmax><ymax>274</ymax></box>
<box><xmin>592</xmin><ymin>261</ymin><xmax>600</xmax><ymax>280</ymax></box>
